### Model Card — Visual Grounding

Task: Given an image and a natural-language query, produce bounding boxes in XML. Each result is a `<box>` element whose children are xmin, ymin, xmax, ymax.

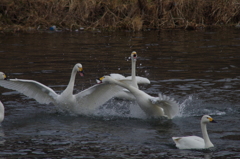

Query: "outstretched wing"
<box><xmin>150</xmin><ymin>94</ymin><xmax>179</xmax><ymax>119</ymax></box>
<box><xmin>0</xmin><ymin>79</ymin><xmax>58</xmax><ymax>104</ymax></box>
<box><xmin>110</xmin><ymin>73</ymin><xmax>126</xmax><ymax>80</ymax></box>
<box><xmin>75</xmin><ymin>83</ymin><xmax>123</xmax><ymax>112</ymax></box>
<box><xmin>126</xmin><ymin>76</ymin><xmax>150</xmax><ymax>84</ymax></box>
<box><xmin>111</xmin><ymin>74</ymin><xmax>150</xmax><ymax>84</ymax></box>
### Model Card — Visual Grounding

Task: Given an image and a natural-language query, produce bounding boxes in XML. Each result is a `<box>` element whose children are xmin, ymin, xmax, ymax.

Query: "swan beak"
<box><xmin>209</xmin><ymin>118</ymin><xmax>217</xmax><ymax>123</ymax></box>
<box><xmin>78</xmin><ymin>68</ymin><xmax>84</xmax><ymax>77</ymax></box>
<box><xmin>3</xmin><ymin>74</ymin><xmax>8</xmax><ymax>80</ymax></box>
<box><xmin>131</xmin><ymin>51</ymin><xmax>137</xmax><ymax>61</ymax></box>
<box><xmin>96</xmin><ymin>77</ymin><xmax>104</xmax><ymax>84</ymax></box>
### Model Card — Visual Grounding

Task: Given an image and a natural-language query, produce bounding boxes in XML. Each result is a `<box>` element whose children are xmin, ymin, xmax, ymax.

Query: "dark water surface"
<box><xmin>0</xmin><ymin>29</ymin><xmax>240</xmax><ymax>158</ymax></box>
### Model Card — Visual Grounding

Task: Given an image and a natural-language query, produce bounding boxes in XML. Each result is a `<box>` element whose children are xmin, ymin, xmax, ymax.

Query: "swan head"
<box><xmin>0</xmin><ymin>72</ymin><xmax>7</xmax><ymax>80</ymax></box>
<box><xmin>74</xmin><ymin>63</ymin><xmax>84</xmax><ymax>76</ymax></box>
<box><xmin>96</xmin><ymin>76</ymin><xmax>114</xmax><ymax>84</ymax></box>
<box><xmin>131</xmin><ymin>51</ymin><xmax>137</xmax><ymax>62</ymax></box>
<box><xmin>201</xmin><ymin>115</ymin><xmax>217</xmax><ymax>124</ymax></box>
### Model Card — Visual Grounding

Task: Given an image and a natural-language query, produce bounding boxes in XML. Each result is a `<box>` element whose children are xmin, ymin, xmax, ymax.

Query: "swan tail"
<box><xmin>153</xmin><ymin>94</ymin><xmax>179</xmax><ymax>119</ymax></box>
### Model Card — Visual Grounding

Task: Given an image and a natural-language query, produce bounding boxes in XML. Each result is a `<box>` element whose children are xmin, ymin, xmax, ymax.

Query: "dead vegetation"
<box><xmin>0</xmin><ymin>0</ymin><xmax>240</xmax><ymax>32</ymax></box>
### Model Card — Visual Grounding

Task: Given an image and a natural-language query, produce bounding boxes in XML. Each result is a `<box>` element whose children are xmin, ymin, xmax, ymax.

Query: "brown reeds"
<box><xmin>0</xmin><ymin>0</ymin><xmax>240</xmax><ymax>32</ymax></box>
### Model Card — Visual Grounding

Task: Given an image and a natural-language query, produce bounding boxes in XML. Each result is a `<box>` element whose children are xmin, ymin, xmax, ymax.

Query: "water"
<box><xmin>0</xmin><ymin>29</ymin><xmax>240</xmax><ymax>158</ymax></box>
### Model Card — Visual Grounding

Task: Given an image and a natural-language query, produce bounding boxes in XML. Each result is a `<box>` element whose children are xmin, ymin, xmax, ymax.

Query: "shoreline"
<box><xmin>1</xmin><ymin>0</ymin><xmax>240</xmax><ymax>33</ymax></box>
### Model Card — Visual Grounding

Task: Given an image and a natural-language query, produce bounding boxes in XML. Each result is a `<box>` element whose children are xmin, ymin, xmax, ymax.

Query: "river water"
<box><xmin>0</xmin><ymin>29</ymin><xmax>240</xmax><ymax>158</ymax></box>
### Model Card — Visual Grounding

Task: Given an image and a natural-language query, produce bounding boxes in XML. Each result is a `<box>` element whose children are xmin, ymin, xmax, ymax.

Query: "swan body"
<box><xmin>111</xmin><ymin>51</ymin><xmax>150</xmax><ymax>100</ymax></box>
<box><xmin>0</xmin><ymin>64</ymin><xmax>123</xmax><ymax>114</ymax></box>
<box><xmin>98</xmin><ymin>76</ymin><xmax>179</xmax><ymax>119</ymax></box>
<box><xmin>172</xmin><ymin>115</ymin><xmax>217</xmax><ymax>149</ymax></box>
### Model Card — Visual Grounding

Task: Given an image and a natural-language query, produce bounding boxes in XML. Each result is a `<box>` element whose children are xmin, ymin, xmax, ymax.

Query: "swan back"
<box><xmin>172</xmin><ymin>136</ymin><xmax>205</xmax><ymax>149</ymax></box>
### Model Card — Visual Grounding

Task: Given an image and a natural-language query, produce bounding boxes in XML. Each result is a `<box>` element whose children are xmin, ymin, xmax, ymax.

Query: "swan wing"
<box><xmin>75</xmin><ymin>83</ymin><xmax>123</xmax><ymax>111</ymax></box>
<box><xmin>110</xmin><ymin>78</ymin><xmax>137</xmax><ymax>100</ymax></box>
<box><xmin>172</xmin><ymin>136</ymin><xmax>205</xmax><ymax>149</ymax></box>
<box><xmin>150</xmin><ymin>94</ymin><xmax>179</xmax><ymax>119</ymax></box>
<box><xmin>126</xmin><ymin>76</ymin><xmax>150</xmax><ymax>84</ymax></box>
<box><xmin>0</xmin><ymin>79</ymin><xmax>58</xmax><ymax>104</ymax></box>
<box><xmin>110</xmin><ymin>73</ymin><xmax>126</xmax><ymax>80</ymax></box>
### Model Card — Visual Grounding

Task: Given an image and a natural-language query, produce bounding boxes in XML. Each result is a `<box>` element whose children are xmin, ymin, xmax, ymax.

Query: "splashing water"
<box><xmin>93</xmin><ymin>98</ymin><xmax>147</xmax><ymax>119</ymax></box>
<box><xmin>177</xmin><ymin>95</ymin><xmax>194</xmax><ymax>117</ymax></box>
<box><xmin>177</xmin><ymin>94</ymin><xmax>229</xmax><ymax>117</ymax></box>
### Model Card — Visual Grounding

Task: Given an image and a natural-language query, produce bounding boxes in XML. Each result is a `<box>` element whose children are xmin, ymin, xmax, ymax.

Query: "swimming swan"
<box><xmin>110</xmin><ymin>51</ymin><xmax>150</xmax><ymax>100</ymax></box>
<box><xmin>172</xmin><ymin>115</ymin><xmax>217</xmax><ymax>149</ymax></box>
<box><xmin>0</xmin><ymin>64</ymin><xmax>123</xmax><ymax>114</ymax></box>
<box><xmin>97</xmin><ymin>76</ymin><xmax>179</xmax><ymax>119</ymax></box>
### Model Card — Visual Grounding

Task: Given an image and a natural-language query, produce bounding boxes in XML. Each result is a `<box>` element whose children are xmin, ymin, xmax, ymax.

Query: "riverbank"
<box><xmin>0</xmin><ymin>0</ymin><xmax>240</xmax><ymax>32</ymax></box>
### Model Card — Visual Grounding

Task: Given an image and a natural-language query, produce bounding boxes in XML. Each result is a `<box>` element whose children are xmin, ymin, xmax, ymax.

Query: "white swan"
<box><xmin>0</xmin><ymin>72</ymin><xmax>6</xmax><ymax>123</ymax></box>
<box><xmin>172</xmin><ymin>115</ymin><xmax>217</xmax><ymax>149</ymax></box>
<box><xmin>110</xmin><ymin>51</ymin><xmax>150</xmax><ymax>100</ymax></box>
<box><xmin>97</xmin><ymin>76</ymin><xmax>179</xmax><ymax>119</ymax></box>
<box><xmin>0</xmin><ymin>101</ymin><xmax>4</xmax><ymax>123</ymax></box>
<box><xmin>0</xmin><ymin>64</ymin><xmax>125</xmax><ymax>114</ymax></box>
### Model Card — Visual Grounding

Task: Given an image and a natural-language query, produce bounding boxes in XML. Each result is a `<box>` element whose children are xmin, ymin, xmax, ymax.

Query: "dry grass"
<box><xmin>0</xmin><ymin>0</ymin><xmax>240</xmax><ymax>32</ymax></box>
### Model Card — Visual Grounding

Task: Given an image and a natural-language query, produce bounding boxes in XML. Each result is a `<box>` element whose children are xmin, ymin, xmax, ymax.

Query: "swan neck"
<box><xmin>132</xmin><ymin>59</ymin><xmax>136</xmax><ymax>80</ymax></box>
<box><xmin>131</xmin><ymin>59</ymin><xmax>136</xmax><ymax>79</ymax></box>
<box><xmin>201</xmin><ymin>122</ymin><xmax>213</xmax><ymax>148</ymax></box>
<box><xmin>64</xmin><ymin>67</ymin><xmax>77</xmax><ymax>94</ymax></box>
<box><xmin>131</xmin><ymin>58</ymin><xmax>138</xmax><ymax>88</ymax></box>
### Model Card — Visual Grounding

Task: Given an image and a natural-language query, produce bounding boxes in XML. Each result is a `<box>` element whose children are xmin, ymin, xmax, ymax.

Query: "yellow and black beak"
<box><xmin>3</xmin><ymin>74</ymin><xmax>8</xmax><ymax>80</ymax></box>
<box><xmin>209</xmin><ymin>117</ymin><xmax>217</xmax><ymax>123</ymax></box>
<box><xmin>78</xmin><ymin>67</ymin><xmax>84</xmax><ymax>77</ymax></box>
<box><xmin>132</xmin><ymin>51</ymin><xmax>137</xmax><ymax>59</ymax></box>
<box><xmin>96</xmin><ymin>76</ymin><xmax>105</xmax><ymax>84</ymax></box>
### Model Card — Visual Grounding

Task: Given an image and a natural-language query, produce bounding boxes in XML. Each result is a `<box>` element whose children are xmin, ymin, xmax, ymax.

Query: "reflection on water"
<box><xmin>0</xmin><ymin>29</ymin><xmax>240</xmax><ymax>158</ymax></box>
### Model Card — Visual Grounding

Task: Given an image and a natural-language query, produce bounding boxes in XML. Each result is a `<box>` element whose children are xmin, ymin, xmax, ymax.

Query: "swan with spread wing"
<box><xmin>97</xmin><ymin>75</ymin><xmax>179</xmax><ymax>119</ymax></box>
